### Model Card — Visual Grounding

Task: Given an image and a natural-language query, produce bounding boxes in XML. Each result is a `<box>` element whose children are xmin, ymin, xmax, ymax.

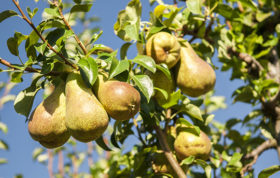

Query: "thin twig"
<box><xmin>154</xmin><ymin>126</ymin><xmax>187</xmax><ymax>178</ymax></box>
<box><xmin>12</xmin><ymin>0</ymin><xmax>77</xmax><ymax>69</ymax></box>
<box><xmin>133</xmin><ymin>118</ymin><xmax>147</xmax><ymax>146</ymax></box>
<box><xmin>87</xmin><ymin>142</ymin><xmax>94</xmax><ymax>167</ymax></box>
<box><xmin>53</xmin><ymin>1</ymin><xmax>88</xmax><ymax>55</ymax></box>
<box><xmin>0</xmin><ymin>57</ymin><xmax>60</xmax><ymax>76</ymax></box>
<box><xmin>58</xmin><ymin>150</ymin><xmax>64</xmax><ymax>177</ymax></box>
<box><xmin>241</xmin><ymin>139</ymin><xmax>277</xmax><ymax>176</ymax></box>
<box><xmin>47</xmin><ymin>149</ymin><xmax>54</xmax><ymax>178</ymax></box>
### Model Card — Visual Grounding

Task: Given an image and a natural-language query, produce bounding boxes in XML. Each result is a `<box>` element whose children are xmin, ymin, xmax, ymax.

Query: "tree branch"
<box><xmin>53</xmin><ymin>1</ymin><xmax>88</xmax><ymax>55</ymax></box>
<box><xmin>12</xmin><ymin>0</ymin><xmax>77</xmax><ymax>69</ymax></box>
<box><xmin>154</xmin><ymin>125</ymin><xmax>187</xmax><ymax>178</ymax></box>
<box><xmin>241</xmin><ymin>139</ymin><xmax>277</xmax><ymax>176</ymax></box>
<box><xmin>133</xmin><ymin>118</ymin><xmax>147</xmax><ymax>147</ymax></box>
<box><xmin>0</xmin><ymin>57</ymin><xmax>60</xmax><ymax>76</ymax></box>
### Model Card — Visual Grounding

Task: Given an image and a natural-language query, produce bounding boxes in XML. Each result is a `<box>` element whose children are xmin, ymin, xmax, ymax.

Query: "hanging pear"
<box><xmin>94</xmin><ymin>74</ymin><xmax>141</xmax><ymax>121</ymax></box>
<box><xmin>65</xmin><ymin>72</ymin><xmax>109</xmax><ymax>142</ymax></box>
<box><xmin>174</xmin><ymin>130</ymin><xmax>212</xmax><ymax>160</ymax></box>
<box><xmin>28</xmin><ymin>81</ymin><xmax>70</xmax><ymax>149</ymax></box>
<box><xmin>175</xmin><ymin>41</ymin><xmax>216</xmax><ymax>97</ymax></box>
<box><xmin>146</xmin><ymin>32</ymin><xmax>181</xmax><ymax>68</ymax></box>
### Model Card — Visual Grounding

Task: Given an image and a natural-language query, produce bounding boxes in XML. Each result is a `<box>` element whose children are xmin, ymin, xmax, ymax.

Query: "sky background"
<box><xmin>0</xmin><ymin>0</ymin><xmax>279</xmax><ymax>177</ymax></box>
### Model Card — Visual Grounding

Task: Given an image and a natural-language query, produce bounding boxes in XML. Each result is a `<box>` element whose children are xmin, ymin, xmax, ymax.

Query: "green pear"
<box><xmin>65</xmin><ymin>72</ymin><xmax>109</xmax><ymax>142</ymax></box>
<box><xmin>146</xmin><ymin>32</ymin><xmax>181</xmax><ymax>68</ymax></box>
<box><xmin>94</xmin><ymin>74</ymin><xmax>141</xmax><ymax>121</ymax></box>
<box><xmin>150</xmin><ymin>70</ymin><xmax>175</xmax><ymax>106</ymax></box>
<box><xmin>174</xmin><ymin>130</ymin><xmax>211</xmax><ymax>160</ymax></box>
<box><xmin>28</xmin><ymin>81</ymin><xmax>70</xmax><ymax>149</ymax></box>
<box><xmin>175</xmin><ymin>41</ymin><xmax>216</xmax><ymax>97</ymax></box>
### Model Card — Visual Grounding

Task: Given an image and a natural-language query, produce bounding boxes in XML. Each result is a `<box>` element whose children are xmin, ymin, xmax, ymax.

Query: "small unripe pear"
<box><xmin>146</xmin><ymin>32</ymin><xmax>181</xmax><ymax>68</ymax></box>
<box><xmin>174</xmin><ymin>130</ymin><xmax>211</xmax><ymax>160</ymax></box>
<box><xmin>28</xmin><ymin>81</ymin><xmax>70</xmax><ymax>149</ymax></box>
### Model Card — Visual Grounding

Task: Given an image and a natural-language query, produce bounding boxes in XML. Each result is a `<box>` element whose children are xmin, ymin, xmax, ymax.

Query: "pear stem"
<box><xmin>155</xmin><ymin>126</ymin><xmax>187</xmax><ymax>178</ymax></box>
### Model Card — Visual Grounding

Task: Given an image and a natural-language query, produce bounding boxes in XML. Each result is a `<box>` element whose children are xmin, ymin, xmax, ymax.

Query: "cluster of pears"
<box><xmin>146</xmin><ymin>32</ymin><xmax>213</xmax><ymax>174</ymax></box>
<box><xmin>146</xmin><ymin>31</ymin><xmax>216</xmax><ymax>100</ymax></box>
<box><xmin>28</xmin><ymin>72</ymin><xmax>141</xmax><ymax>148</ymax></box>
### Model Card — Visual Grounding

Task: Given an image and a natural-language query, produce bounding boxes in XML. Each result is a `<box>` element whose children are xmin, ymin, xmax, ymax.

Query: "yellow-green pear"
<box><xmin>175</xmin><ymin>41</ymin><xmax>216</xmax><ymax>97</ymax></box>
<box><xmin>94</xmin><ymin>74</ymin><xmax>141</xmax><ymax>121</ymax></box>
<box><xmin>28</xmin><ymin>81</ymin><xmax>70</xmax><ymax>149</ymax></box>
<box><xmin>174</xmin><ymin>130</ymin><xmax>211</xmax><ymax>160</ymax></box>
<box><xmin>146</xmin><ymin>32</ymin><xmax>181</xmax><ymax>68</ymax></box>
<box><xmin>150</xmin><ymin>70</ymin><xmax>175</xmax><ymax>106</ymax></box>
<box><xmin>65</xmin><ymin>72</ymin><xmax>109</xmax><ymax>142</ymax></box>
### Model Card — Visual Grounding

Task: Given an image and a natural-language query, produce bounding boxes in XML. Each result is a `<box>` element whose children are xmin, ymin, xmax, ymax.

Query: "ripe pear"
<box><xmin>175</xmin><ymin>41</ymin><xmax>216</xmax><ymax>97</ymax></box>
<box><xmin>174</xmin><ymin>130</ymin><xmax>211</xmax><ymax>160</ymax></box>
<box><xmin>94</xmin><ymin>74</ymin><xmax>141</xmax><ymax>121</ymax></box>
<box><xmin>146</xmin><ymin>32</ymin><xmax>181</xmax><ymax>68</ymax></box>
<box><xmin>28</xmin><ymin>81</ymin><xmax>70</xmax><ymax>149</ymax></box>
<box><xmin>150</xmin><ymin>70</ymin><xmax>175</xmax><ymax>106</ymax></box>
<box><xmin>65</xmin><ymin>72</ymin><xmax>109</xmax><ymax>142</ymax></box>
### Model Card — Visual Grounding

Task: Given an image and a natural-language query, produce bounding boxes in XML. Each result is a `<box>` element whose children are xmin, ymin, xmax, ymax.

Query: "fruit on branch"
<box><xmin>152</xmin><ymin>151</ymin><xmax>177</xmax><ymax>175</ymax></box>
<box><xmin>28</xmin><ymin>81</ymin><xmax>70</xmax><ymax>149</ymax></box>
<box><xmin>94</xmin><ymin>74</ymin><xmax>141</xmax><ymax>121</ymax></box>
<box><xmin>65</xmin><ymin>72</ymin><xmax>109</xmax><ymax>142</ymax></box>
<box><xmin>146</xmin><ymin>32</ymin><xmax>181</xmax><ymax>68</ymax></box>
<box><xmin>150</xmin><ymin>70</ymin><xmax>175</xmax><ymax>106</ymax></box>
<box><xmin>174</xmin><ymin>129</ymin><xmax>211</xmax><ymax>160</ymax></box>
<box><xmin>175</xmin><ymin>41</ymin><xmax>216</xmax><ymax>97</ymax></box>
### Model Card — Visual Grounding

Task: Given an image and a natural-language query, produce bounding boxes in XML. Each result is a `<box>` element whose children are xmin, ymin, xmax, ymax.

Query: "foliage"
<box><xmin>1</xmin><ymin>0</ymin><xmax>280</xmax><ymax>177</ymax></box>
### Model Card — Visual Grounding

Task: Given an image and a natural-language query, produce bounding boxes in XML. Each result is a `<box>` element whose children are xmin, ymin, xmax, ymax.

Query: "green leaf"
<box><xmin>110</xmin><ymin>121</ymin><xmax>121</xmax><ymax>149</ymax></box>
<box><xmin>186</xmin><ymin>0</ymin><xmax>202</xmax><ymax>15</ymax></box>
<box><xmin>14</xmin><ymin>32</ymin><xmax>28</xmax><ymax>46</ymax></box>
<box><xmin>114</xmin><ymin>0</ymin><xmax>142</xmax><ymax>41</ymax></box>
<box><xmin>90</xmin><ymin>30</ymin><xmax>103</xmax><ymax>44</ymax></box>
<box><xmin>156</xmin><ymin>64</ymin><xmax>171</xmax><ymax>80</ymax></box>
<box><xmin>32</xmin><ymin>148</ymin><xmax>45</xmax><ymax>160</ymax></box>
<box><xmin>154</xmin><ymin>87</ymin><xmax>168</xmax><ymax>100</ymax></box>
<box><xmin>131</xmin><ymin>74</ymin><xmax>153</xmax><ymax>102</ymax></box>
<box><xmin>44</xmin><ymin>8</ymin><xmax>60</xmax><ymax>17</ymax></box>
<box><xmin>0</xmin><ymin>158</ymin><xmax>8</xmax><ymax>165</ymax></box>
<box><xmin>160</xmin><ymin>90</ymin><xmax>181</xmax><ymax>109</ymax></box>
<box><xmin>0</xmin><ymin>10</ymin><xmax>18</xmax><ymax>23</ymax></box>
<box><xmin>14</xmin><ymin>76</ymin><xmax>42</xmax><ymax>117</ymax></box>
<box><xmin>73</xmin><ymin>0</ymin><xmax>82</xmax><ymax>4</ymax></box>
<box><xmin>120</xmin><ymin>42</ymin><xmax>132</xmax><ymax>59</ymax></box>
<box><xmin>7</xmin><ymin>37</ymin><xmax>19</xmax><ymax>56</ymax></box>
<box><xmin>0</xmin><ymin>122</ymin><xmax>8</xmax><ymax>134</ymax></box>
<box><xmin>11</xmin><ymin>72</ymin><xmax>23</xmax><ymax>83</ymax></box>
<box><xmin>109</xmin><ymin>59</ymin><xmax>130</xmax><ymax>79</ymax></box>
<box><xmin>258</xmin><ymin>165</ymin><xmax>280</xmax><ymax>178</ymax></box>
<box><xmin>0</xmin><ymin>140</ymin><xmax>9</xmax><ymax>150</ymax></box>
<box><xmin>183</xmin><ymin>103</ymin><xmax>203</xmax><ymax>121</ymax></box>
<box><xmin>27</xmin><ymin>7</ymin><xmax>38</xmax><ymax>19</ymax></box>
<box><xmin>132</xmin><ymin>55</ymin><xmax>156</xmax><ymax>73</ymax></box>
<box><xmin>96</xmin><ymin>136</ymin><xmax>112</xmax><ymax>151</ymax></box>
<box><xmin>176</xmin><ymin>118</ymin><xmax>200</xmax><ymax>136</ymax></box>
<box><xmin>181</xmin><ymin>156</ymin><xmax>195</xmax><ymax>165</ymax></box>
<box><xmin>34</xmin><ymin>42</ymin><xmax>48</xmax><ymax>55</ymax></box>
<box><xmin>78</xmin><ymin>57</ymin><xmax>98</xmax><ymax>86</ymax></box>
<box><xmin>195</xmin><ymin>159</ymin><xmax>212</xmax><ymax>178</ymax></box>
<box><xmin>70</xmin><ymin>4</ymin><xmax>93</xmax><ymax>14</ymax></box>
<box><xmin>214</xmin><ymin>4</ymin><xmax>239</xmax><ymax>20</ymax></box>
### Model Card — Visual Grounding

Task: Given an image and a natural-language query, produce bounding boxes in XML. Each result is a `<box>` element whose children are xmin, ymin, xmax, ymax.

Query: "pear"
<box><xmin>28</xmin><ymin>81</ymin><xmax>70</xmax><ymax>149</ymax></box>
<box><xmin>175</xmin><ymin>41</ymin><xmax>216</xmax><ymax>97</ymax></box>
<box><xmin>150</xmin><ymin>70</ymin><xmax>175</xmax><ymax>106</ymax></box>
<box><xmin>65</xmin><ymin>72</ymin><xmax>109</xmax><ymax>142</ymax></box>
<box><xmin>94</xmin><ymin>74</ymin><xmax>141</xmax><ymax>121</ymax></box>
<box><xmin>174</xmin><ymin>130</ymin><xmax>211</xmax><ymax>160</ymax></box>
<box><xmin>146</xmin><ymin>32</ymin><xmax>181</xmax><ymax>68</ymax></box>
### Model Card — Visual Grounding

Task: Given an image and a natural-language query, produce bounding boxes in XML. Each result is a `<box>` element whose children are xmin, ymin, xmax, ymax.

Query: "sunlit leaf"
<box><xmin>131</xmin><ymin>74</ymin><xmax>153</xmax><ymax>102</ymax></box>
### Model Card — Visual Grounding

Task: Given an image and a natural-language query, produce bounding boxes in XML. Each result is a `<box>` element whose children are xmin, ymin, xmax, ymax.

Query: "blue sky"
<box><xmin>0</xmin><ymin>0</ymin><xmax>279</xmax><ymax>177</ymax></box>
